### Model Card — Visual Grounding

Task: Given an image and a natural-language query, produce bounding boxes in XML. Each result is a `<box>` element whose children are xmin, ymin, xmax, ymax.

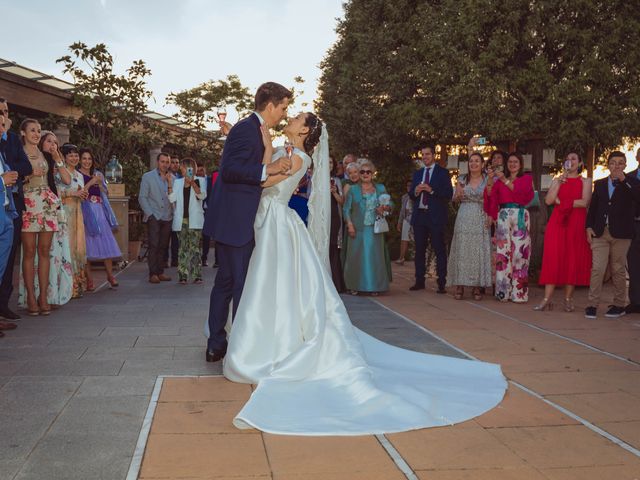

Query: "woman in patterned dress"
<box><xmin>447</xmin><ymin>153</ymin><xmax>492</xmax><ymax>300</ymax></box>
<box><xmin>19</xmin><ymin>120</ymin><xmax>70</xmax><ymax>315</ymax></box>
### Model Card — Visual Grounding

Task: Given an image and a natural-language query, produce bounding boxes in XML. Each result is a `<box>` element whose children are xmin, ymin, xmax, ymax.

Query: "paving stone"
<box><xmin>13</xmin><ymin>433</ymin><xmax>136</xmax><ymax>480</ymax></box>
<box><xmin>75</xmin><ymin>375</ymin><xmax>157</xmax><ymax>397</ymax></box>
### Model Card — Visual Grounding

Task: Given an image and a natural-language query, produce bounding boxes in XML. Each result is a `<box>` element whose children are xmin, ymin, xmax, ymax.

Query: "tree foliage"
<box><xmin>57</xmin><ymin>42</ymin><xmax>161</xmax><ymax>169</ymax></box>
<box><xmin>318</xmin><ymin>0</ymin><xmax>640</xmax><ymax>163</ymax></box>
<box><xmin>167</xmin><ymin>76</ymin><xmax>308</xmax><ymax>169</ymax></box>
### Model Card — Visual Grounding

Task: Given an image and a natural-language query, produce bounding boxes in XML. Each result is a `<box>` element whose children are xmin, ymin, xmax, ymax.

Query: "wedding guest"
<box><xmin>341</xmin><ymin>163</ymin><xmax>361</xmax><ymax>266</ymax></box>
<box><xmin>335</xmin><ymin>161</ymin><xmax>344</xmax><ymax>179</ymax></box>
<box><xmin>484</xmin><ymin>152</ymin><xmax>534</xmax><ymax>302</ymax></box>
<box><xmin>0</xmin><ymin>108</ymin><xmax>19</xmax><ymax>335</ymax></box>
<box><xmin>536</xmin><ymin>152</ymin><xmax>592</xmax><ymax>312</ymax></box>
<box><xmin>167</xmin><ymin>155</ymin><xmax>182</xmax><ymax>267</ymax></box>
<box><xmin>139</xmin><ymin>153</ymin><xmax>173</xmax><ymax>283</ymax></box>
<box><xmin>395</xmin><ymin>179</ymin><xmax>414</xmax><ymax>265</ymax></box>
<box><xmin>342</xmin><ymin>153</ymin><xmax>357</xmax><ymax>183</ymax></box>
<box><xmin>409</xmin><ymin>144</ymin><xmax>453</xmax><ymax>293</ymax></box>
<box><xmin>585</xmin><ymin>151</ymin><xmax>639</xmax><ymax>318</ymax></box>
<box><xmin>18</xmin><ymin>134</ymin><xmax>73</xmax><ymax>308</ymax></box>
<box><xmin>20</xmin><ymin>119</ymin><xmax>65</xmax><ymax>315</ymax></box>
<box><xmin>79</xmin><ymin>148</ymin><xmax>121</xmax><ymax>290</ymax></box>
<box><xmin>447</xmin><ymin>153</ymin><xmax>492</xmax><ymax>300</ymax></box>
<box><xmin>343</xmin><ymin>159</ymin><xmax>392</xmax><ymax>295</ymax></box>
<box><xmin>0</xmin><ymin>98</ymin><xmax>32</xmax><ymax>321</ymax></box>
<box><xmin>289</xmin><ymin>168</ymin><xmax>312</xmax><ymax>224</ymax></box>
<box><xmin>329</xmin><ymin>155</ymin><xmax>345</xmax><ymax>292</ymax></box>
<box><xmin>168</xmin><ymin>158</ymin><xmax>206</xmax><ymax>284</ymax></box>
<box><xmin>627</xmin><ymin>148</ymin><xmax>640</xmax><ymax>314</ymax></box>
<box><xmin>58</xmin><ymin>145</ymin><xmax>88</xmax><ymax>298</ymax></box>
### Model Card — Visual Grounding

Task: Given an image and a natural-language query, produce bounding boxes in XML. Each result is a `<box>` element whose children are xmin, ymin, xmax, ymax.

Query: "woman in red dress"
<box><xmin>536</xmin><ymin>152</ymin><xmax>592</xmax><ymax>312</ymax></box>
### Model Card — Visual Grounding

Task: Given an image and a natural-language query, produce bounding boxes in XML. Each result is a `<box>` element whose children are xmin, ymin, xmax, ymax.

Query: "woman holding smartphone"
<box><xmin>168</xmin><ymin>158</ymin><xmax>207</xmax><ymax>284</ymax></box>
<box><xmin>79</xmin><ymin>148</ymin><xmax>121</xmax><ymax>290</ymax></box>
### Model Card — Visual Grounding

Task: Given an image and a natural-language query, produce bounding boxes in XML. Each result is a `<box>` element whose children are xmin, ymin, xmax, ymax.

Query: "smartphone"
<box><xmin>476</xmin><ymin>137</ymin><xmax>487</xmax><ymax>145</ymax></box>
<box><xmin>186</xmin><ymin>167</ymin><xmax>194</xmax><ymax>178</ymax></box>
<box><xmin>494</xmin><ymin>165</ymin><xmax>504</xmax><ymax>174</ymax></box>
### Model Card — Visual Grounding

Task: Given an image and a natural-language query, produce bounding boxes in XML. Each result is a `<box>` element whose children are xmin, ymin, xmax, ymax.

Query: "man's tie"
<box><xmin>421</xmin><ymin>167</ymin><xmax>431</xmax><ymax>207</ymax></box>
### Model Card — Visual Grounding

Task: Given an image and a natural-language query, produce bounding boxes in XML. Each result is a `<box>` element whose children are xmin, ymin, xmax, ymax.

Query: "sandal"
<box><xmin>472</xmin><ymin>287</ymin><xmax>482</xmax><ymax>301</ymax></box>
<box><xmin>38</xmin><ymin>299</ymin><xmax>51</xmax><ymax>316</ymax></box>
<box><xmin>454</xmin><ymin>286</ymin><xmax>464</xmax><ymax>300</ymax></box>
<box><xmin>193</xmin><ymin>278</ymin><xmax>203</xmax><ymax>285</ymax></box>
<box><xmin>85</xmin><ymin>279</ymin><xmax>95</xmax><ymax>292</ymax></box>
<box><xmin>107</xmin><ymin>275</ymin><xmax>119</xmax><ymax>288</ymax></box>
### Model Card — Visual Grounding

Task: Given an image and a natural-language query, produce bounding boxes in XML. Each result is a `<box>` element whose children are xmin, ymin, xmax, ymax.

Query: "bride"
<box><xmin>223</xmin><ymin>112</ymin><xmax>507</xmax><ymax>435</ymax></box>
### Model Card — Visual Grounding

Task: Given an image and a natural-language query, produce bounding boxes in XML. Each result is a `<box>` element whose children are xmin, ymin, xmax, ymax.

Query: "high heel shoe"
<box><xmin>107</xmin><ymin>275</ymin><xmax>119</xmax><ymax>288</ymax></box>
<box><xmin>564</xmin><ymin>298</ymin><xmax>575</xmax><ymax>312</ymax></box>
<box><xmin>454</xmin><ymin>286</ymin><xmax>464</xmax><ymax>300</ymax></box>
<box><xmin>38</xmin><ymin>300</ymin><xmax>51</xmax><ymax>316</ymax></box>
<box><xmin>472</xmin><ymin>287</ymin><xmax>482</xmax><ymax>301</ymax></box>
<box><xmin>533</xmin><ymin>298</ymin><xmax>553</xmax><ymax>311</ymax></box>
<box><xmin>85</xmin><ymin>279</ymin><xmax>95</xmax><ymax>292</ymax></box>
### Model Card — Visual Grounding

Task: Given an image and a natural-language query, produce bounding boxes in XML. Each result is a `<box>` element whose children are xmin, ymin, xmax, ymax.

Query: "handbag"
<box><xmin>374</xmin><ymin>216</ymin><xmax>389</xmax><ymax>234</ymax></box>
<box><xmin>526</xmin><ymin>190</ymin><xmax>540</xmax><ymax>209</ymax></box>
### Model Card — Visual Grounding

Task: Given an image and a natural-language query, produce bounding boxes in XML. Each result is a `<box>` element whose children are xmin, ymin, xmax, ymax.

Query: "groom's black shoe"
<box><xmin>206</xmin><ymin>348</ymin><xmax>227</xmax><ymax>363</ymax></box>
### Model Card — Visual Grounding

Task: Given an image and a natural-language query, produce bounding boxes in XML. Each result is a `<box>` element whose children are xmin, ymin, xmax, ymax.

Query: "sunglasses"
<box><xmin>360</xmin><ymin>170</ymin><xmax>373</xmax><ymax>175</ymax></box>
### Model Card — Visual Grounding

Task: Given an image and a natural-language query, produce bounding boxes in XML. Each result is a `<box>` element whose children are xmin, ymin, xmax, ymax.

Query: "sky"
<box><xmin>2</xmin><ymin>0</ymin><xmax>345</xmax><ymax>123</ymax></box>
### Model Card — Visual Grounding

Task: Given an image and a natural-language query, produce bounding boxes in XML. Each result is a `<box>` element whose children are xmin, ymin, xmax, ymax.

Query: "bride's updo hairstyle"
<box><xmin>303</xmin><ymin>113</ymin><xmax>323</xmax><ymax>155</ymax></box>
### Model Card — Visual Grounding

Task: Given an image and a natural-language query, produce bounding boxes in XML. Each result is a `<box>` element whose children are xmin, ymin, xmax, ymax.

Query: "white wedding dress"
<box><xmin>223</xmin><ymin>147</ymin><xmax>507</xmax><ymax>436</ymax></box>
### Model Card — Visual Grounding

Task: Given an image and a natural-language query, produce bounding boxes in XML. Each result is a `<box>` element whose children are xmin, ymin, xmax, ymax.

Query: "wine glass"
<box><xmin>216</xmin><ymin>107</ymin><xmax>228</xmax><ymax>141</ymax></box>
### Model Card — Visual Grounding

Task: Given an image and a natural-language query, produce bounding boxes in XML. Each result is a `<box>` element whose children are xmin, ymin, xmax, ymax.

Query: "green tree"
<box><xmin>318</xmin><ymin>0</ymin><xmax>640</xmax><ymax>165</ymax></box>
<box><xmin>166</xmin><ymin>75</ymin><xmax>253</xmax><ymax>169</ymax></box>
<box><xmin>57</xmin><ymin>42</ymin><xmax>161</xmax><ymax>168</ymax></box>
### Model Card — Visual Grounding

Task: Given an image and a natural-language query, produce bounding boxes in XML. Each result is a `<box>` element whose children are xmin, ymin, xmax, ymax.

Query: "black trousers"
<box><xmin>0</xmin><ymin>214</ymin><xmax>22</xmax><ymax>309</ymax></box>
<box><xmin>147</xmin><ymin>216</ymin><xmax>172</xmax><ymax>276</ymax></box>
<box><xmin>628</xmin><ymin>221</ymin><xmax>640</xmax><ymax>306</ymax></box>
<box><xmin>413</xmin><ymin>220</ymin><xmax>447</xmax><ymax>289</ymax></box>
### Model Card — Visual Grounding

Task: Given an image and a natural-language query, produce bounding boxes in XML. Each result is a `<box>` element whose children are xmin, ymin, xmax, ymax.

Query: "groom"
<box><xmin>204</xmin><ymin>82</ymin><xmax>293</xmax><ymax>362</ymax></box>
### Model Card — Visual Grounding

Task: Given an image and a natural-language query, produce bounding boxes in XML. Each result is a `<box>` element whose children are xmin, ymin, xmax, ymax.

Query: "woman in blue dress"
<box><xmin>342</xmin><ymin>159</ymin><xmax>392</xmax><ymax>294</ymax></box>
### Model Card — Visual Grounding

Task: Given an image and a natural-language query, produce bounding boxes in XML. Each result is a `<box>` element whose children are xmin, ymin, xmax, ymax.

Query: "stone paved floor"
<box><xmin>2</xmin><ymin>260</ymin><xmax>640</xmax><ymax>479</ymax></box>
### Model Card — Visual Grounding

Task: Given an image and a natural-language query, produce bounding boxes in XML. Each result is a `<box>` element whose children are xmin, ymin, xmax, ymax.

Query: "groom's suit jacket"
<box><xmin>203</xmin><ymin>113</ymin><xmax>265</xmax><ymax>247</ymax></box>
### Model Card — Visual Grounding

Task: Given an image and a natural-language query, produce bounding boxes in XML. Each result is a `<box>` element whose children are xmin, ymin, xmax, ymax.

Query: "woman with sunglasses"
<box><xmin>342</xmin><ymin>159</ymin><xmax>392</xmax><ymax>295</ymax></box>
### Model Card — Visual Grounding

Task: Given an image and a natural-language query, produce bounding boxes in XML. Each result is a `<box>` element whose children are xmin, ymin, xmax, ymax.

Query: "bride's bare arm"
<box><xmin>262</xmin><ymin>154</ymin><xmax>303</xmax><ymax>188</ymax></box>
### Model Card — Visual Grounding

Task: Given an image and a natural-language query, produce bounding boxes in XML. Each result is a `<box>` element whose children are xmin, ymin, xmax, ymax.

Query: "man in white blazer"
<box><xmin>168</xmin><ymin>158</ymin><xmax>207</xmax><ymax>284</ymax></box>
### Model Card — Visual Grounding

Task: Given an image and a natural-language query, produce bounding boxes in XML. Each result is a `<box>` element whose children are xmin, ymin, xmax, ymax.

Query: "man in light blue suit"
<box><xmin>138</xmin><ymin>152</ymin><xmax>174</xmax><ymax>284</ymax></box>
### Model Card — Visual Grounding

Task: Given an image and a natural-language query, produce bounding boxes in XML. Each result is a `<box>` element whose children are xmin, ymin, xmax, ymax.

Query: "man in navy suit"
<box><xmin>0</xmin><ymin>98</ymin><xmax>32</xmax><ymax>321</ymax></box>
<box><xmin>409</xmin><ymin>144</ymin><xmax>453</xmax><ymax>293</ymax></box>
<box><xmin>203</xmin><ymin>82</ymin><xmax>293</xmax><ymax>362</ymax></box>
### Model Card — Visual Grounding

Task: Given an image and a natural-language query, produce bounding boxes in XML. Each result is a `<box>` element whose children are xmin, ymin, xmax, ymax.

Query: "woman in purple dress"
<box><xmin>79</xmin><ymin>149</ymin><xmax>121</xmax><ymax>290</ymax></box>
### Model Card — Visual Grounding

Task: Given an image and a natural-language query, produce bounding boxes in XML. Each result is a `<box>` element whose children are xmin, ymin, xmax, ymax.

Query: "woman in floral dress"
<box><xmin>18</xmin><ymin>132</ymin><xmax>74</xmax><ymax>309</ymax></box>
<box><xmin>484</xmin><ymin>152</ymin><xmax>534</xmax><ymax>302</ymax></box>
<box><xmin>19</xmin><ymin>121</ymin><xmax>71</xmax><ymax>315</ymax></box>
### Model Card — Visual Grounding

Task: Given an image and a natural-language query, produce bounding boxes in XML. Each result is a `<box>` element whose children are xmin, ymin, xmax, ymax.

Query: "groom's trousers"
<box><xmin>207</xmin><ymin>240</ymin><xmax>255</xmax><ymax>352</ymax></box>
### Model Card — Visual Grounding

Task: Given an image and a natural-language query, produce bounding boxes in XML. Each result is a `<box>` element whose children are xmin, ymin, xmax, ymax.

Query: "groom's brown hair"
<box><xmin>255</xmin><ymin>82</ymin><xmax>292</xmax><ymax>111</ymax></box>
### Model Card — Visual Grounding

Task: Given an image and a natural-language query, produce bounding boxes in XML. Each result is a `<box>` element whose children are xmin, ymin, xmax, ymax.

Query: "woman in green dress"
<box><xmin>343</xmin><ymin>159</ymin><xmax>392</xmax><ymax>295</ymax></box>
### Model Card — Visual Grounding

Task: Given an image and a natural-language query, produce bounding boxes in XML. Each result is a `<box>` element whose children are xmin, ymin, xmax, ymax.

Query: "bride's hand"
<box><xmin>260</xmin><ymin>124</ymin><xmax>273</xmax><ymax>152</ymax></box>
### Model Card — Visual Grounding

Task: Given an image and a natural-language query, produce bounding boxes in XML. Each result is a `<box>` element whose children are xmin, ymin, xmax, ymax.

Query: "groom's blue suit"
<box><xmin>203</xmin><ymin>113</ymin><xmax>265</xmax><ymax>353</ymax></box>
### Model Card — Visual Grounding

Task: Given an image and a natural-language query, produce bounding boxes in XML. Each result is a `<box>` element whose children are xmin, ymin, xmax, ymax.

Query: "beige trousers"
<box><xmin>588</xmin><ymin>227</ymin><xmax>631</xmax><ymax>307</ymax></box>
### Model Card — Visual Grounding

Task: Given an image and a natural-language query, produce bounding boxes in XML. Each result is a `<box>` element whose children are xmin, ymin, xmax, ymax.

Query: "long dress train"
<box><xmin>223</xmin><ymin>148</ymin><xmax>507</xmax><ymax>436</ymax></box>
